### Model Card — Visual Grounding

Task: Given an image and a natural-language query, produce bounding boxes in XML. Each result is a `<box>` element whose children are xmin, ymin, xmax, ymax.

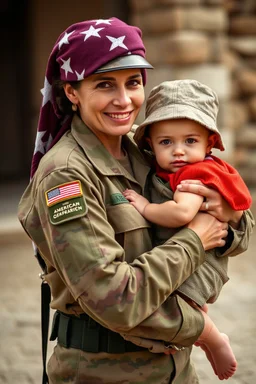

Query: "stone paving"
<box><xmin>0</xmin><ymin>182</ymin><xmax>255</xmax><ymax>384</ymax></box>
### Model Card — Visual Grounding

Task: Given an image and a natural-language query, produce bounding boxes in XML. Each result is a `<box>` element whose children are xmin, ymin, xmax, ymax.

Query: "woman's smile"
<box><xmin>105</xmin><ymin>111</ymin><xmax>133</xmax><ymax>122</ymax></box>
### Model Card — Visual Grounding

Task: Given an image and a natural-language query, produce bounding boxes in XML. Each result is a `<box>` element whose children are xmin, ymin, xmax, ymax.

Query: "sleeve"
<box><xmin>220</xmin><ymin>209</ymin><xmax>255</xmax><ymax>257</ymax></box>
<box><xmin>31</xmin><ymin>166</ymin><xmax>206</xmax><ymax>346</ymax></box>
<box><xmin>176</xmin><ymin>209</ymin><xmax>255</xmax><ymax>306</ymax></box>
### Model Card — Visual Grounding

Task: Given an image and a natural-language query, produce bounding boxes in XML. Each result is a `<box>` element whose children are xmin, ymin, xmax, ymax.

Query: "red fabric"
<box><xmin>156</xmin><ymin>155</ymin><xmax>252</xmax><ymax>210</ymax></box>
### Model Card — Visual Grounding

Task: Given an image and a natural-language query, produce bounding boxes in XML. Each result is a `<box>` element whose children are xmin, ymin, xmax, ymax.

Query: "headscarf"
<box><xmin>30</xmin><ymin>17</ymin><xmax>152</xmax><ymax>177</ymax></box>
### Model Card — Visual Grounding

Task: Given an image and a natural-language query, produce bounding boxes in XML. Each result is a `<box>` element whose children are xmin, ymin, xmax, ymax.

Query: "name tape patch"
<box><xmin>110</xmin><ymin>193</ymin><xmax>129</xmax><ymax>205</ymax></box>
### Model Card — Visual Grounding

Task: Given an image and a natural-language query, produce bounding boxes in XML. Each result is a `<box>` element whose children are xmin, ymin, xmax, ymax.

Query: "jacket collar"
<box><xmin>71</xmin><ymin>114</ymin><xmax>151</xmax><ymax>190</ymax></box>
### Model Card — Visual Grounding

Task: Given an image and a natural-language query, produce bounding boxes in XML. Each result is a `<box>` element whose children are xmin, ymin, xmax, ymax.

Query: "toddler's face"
<box><xmin>147</xmin><ymin>118</ymin><xmax>213</xmax><ymax>173</ymax></box>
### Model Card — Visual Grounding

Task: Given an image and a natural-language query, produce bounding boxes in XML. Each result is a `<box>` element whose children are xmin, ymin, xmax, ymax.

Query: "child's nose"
<box><xmin>173</xmin><ymin>144</ymin><xmax>185</xmax><ymax>155</ymax></box>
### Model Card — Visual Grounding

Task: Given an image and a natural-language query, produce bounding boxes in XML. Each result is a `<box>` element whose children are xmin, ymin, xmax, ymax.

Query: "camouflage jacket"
<box><xmin>18</xmin><ymin>115</ymin><xmax>254</xmax><ymax>383</ymax></box>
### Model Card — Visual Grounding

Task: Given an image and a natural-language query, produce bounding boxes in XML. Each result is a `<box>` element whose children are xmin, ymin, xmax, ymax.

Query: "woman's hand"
<box><xmin>177</xmin><ymin>180</ymin><xmax>243</xmax><ymax>227</ymax></box>
<box><xmin>187</xmin><ymin>212</ymin><xmax>228</xmax><ymax>251</ymax></box>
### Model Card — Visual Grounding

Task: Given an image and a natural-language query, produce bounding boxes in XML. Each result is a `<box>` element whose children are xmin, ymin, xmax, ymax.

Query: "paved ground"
<box><xmin>0</xmin><ymin>181</ymin><xmax>255</xmax><ymax>383</ymax></box>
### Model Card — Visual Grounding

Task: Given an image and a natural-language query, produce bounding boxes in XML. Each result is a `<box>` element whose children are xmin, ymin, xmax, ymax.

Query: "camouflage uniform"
<box><xmin>18</xmin><ymin>115</ymin><xmax>254</xmax><ymax>383</ymax></box>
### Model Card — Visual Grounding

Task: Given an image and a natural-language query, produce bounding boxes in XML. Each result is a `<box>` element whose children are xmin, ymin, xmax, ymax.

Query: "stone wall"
<box><xmin>129</xmin><ymin>0</ymin><xmax>256</xmax><ymax>188</ymax></box>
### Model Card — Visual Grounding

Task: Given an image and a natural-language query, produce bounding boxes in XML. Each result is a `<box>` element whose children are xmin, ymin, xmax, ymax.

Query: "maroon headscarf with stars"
<box><xmin>31</xmin><ymin>17</ymin><xmax>151</xmax><ymax>178</ymax></box>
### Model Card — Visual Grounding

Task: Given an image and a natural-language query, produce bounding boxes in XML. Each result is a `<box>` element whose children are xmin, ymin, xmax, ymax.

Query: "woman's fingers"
<box><xmin>180</xmin><ymin>180</ymin><xmax>204</xmax><ymax>185</ymax></box>
<box><xmin>177</xmin><ymin>181</ymin><xmax>211</xmax><ymax>198</ymax></box>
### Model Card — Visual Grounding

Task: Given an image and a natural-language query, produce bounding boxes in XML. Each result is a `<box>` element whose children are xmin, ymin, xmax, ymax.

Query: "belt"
<box><xmin>50</xmin><ymin>311</ymin><xmax>145</xmax><ymax>354</ymax></box>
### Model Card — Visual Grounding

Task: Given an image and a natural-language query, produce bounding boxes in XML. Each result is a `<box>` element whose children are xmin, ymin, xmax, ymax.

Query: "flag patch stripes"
<box><xmin>45</xmin><ymin>180</ymin><xmax>82</xmax><ymax>206</ymax></box>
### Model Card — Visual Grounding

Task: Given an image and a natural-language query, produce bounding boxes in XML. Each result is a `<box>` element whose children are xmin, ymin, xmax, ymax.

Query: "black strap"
<box><xmin>41</xmin><ymin>281</ymin><xmax>51</xmax><ymax>384</ymax></box>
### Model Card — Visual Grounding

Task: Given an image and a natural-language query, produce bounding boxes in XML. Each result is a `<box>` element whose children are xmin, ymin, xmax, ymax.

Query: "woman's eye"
<box><xmin>96</xmin><ymin>82</ymin><xmax>111</xmax><ymax>89</ymax></box>
<box><xmin>127</xmin><ymin>79</ymin><xmax>142</xmax><ymax>87</ymax></box>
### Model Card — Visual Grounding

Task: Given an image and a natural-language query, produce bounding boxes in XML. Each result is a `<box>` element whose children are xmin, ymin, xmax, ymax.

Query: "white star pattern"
<box><xmin>94</xmin><ymin>19</ymin><xmax>112</xmax><ymax>25</ymax></box>
<box><xmin>33</xmin><ymin>131</ymin><xmax>47</xmax><ymax>155</ymax></box>
<box><xmin>58</xmin><ymin>31</ymin><xmax>74</xmax><ymax>49</ymax></box>
<box><xmin>75</xmin><ymin>70</ymin><xmax>85</xmax><ymax>81</ymax></box>
<box><xmin>80</xmin><ymin>26</ymin><xmax>104</xmax><ymax>41</ymax></box>
<box><xmin>106</xmin><ymin>35</ymin><xmax>128</xmax><ymax>51</ymax></box>
<box><xmin>40</xmin><ymin>77</ymin><xmax>52</xmax><ymax>107</ymax></box>
<box><xmin>60</xmin><ymin>57</ymin><xmax>73</xmax><ymax>78</ymax></box>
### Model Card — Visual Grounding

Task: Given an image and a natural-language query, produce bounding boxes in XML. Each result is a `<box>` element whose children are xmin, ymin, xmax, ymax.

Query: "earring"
<box><xmin>72</xmin><ymin>104</ymin><xmax>77</xmax><ymax>112</ymax></box>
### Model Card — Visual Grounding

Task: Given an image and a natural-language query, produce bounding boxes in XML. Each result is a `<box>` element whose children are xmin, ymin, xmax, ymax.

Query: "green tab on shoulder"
<box><xmin>49</xmin><ymin>196</ymin><xmax>87</xmax><ymax>225</ymax></box>
<box><xmin>110</xmin><ymin>193</ymin><xmax>129</xmax><ymax>205</ymax></box>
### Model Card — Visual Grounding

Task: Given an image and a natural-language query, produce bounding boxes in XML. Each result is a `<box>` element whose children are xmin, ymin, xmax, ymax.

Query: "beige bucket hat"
<box><xmin>134</xmin><ymin>79</ymin><xmax>225</xmax><ymax>152</ymax></box>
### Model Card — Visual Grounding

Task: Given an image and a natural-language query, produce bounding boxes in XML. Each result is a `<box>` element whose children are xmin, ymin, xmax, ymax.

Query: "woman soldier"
<box><xmin>18</xmin><ymin>17</ymin><xmax>254</xmax><ymax>384</ymax></box>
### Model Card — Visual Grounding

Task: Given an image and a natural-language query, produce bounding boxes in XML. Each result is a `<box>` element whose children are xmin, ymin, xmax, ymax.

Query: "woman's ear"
<box><xmin>63</xmin><ymin>83</ymin><xmax>78</xmax><ymax>104</ymax></box>
<box><xmin>206</xmin><ymin>133</ymin><xmax>218</xmax><ymax>153</ymax></box>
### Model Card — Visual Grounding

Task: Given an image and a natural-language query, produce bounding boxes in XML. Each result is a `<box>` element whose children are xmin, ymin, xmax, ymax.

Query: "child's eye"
<box><xmin>160</xmin><ymin>139</ymin><xmax>171</xmax><ymax>145</ymax></box>
<box><xmin>186</xmin><ymin>138</ymin><xmax>196</xmax><ymax>144</ymax></box>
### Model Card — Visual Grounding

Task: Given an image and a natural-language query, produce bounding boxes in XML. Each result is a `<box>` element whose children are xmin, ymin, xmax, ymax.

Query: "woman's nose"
<box><xmin>112</xmin><ymin>88</ymin><xmax>131</xmax><ymax>107</ymax></box>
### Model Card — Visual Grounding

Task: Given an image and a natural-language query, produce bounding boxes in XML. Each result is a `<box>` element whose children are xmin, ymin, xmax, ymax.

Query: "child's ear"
<box><xmin>207</xmin><ymin>133</ymin><xmax>218</xmax><ymax>153</ymax></box>
<box><xmin>145</xmin><ymin>137</ymin><xmax>153</xmax><ymax>150</ymax></box>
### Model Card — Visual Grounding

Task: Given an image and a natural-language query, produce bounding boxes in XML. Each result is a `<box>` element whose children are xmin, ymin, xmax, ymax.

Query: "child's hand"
<box><xmin>123</xmin><ymin>189</ymin><xmax>150</xmax><ymax>216</ymax></box>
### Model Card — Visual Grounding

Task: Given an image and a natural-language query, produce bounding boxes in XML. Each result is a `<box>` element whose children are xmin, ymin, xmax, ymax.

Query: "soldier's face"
<box><xmin>69</xmin><ymin>69</ymin><xmax>145</xmax><ymax>144</ymax></box>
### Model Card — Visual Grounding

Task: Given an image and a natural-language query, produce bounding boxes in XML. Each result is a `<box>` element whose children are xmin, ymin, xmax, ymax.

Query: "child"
<box><xmin>123</xmin><ymin>79</ymin><xmax>252</xmax><ymax>380</ymax></box>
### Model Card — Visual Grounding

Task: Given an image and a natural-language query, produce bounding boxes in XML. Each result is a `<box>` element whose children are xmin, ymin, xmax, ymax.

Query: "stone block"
<box><xmin>230</xmin><ymin>16</ymin><xmax>256</xmax><ymax>35</ymax></box>
<box><xmin>248</xmin><ymin>95</ymin><xmax>256</xmax><ymax>120</ymax></box>
<box><xmin>222</xmin><ymin>50</ymin><xmax>242</xmax><ymax>73</ymax></box>
<box><xmin>184</xmin><ymin>7</ymin><xmax>228</xmax><ymax>32</ymax></box>
<box><xmin>204</xmin><ymin>0</ymin><xmax>225</xmax><ymax>4</ymax></box>
<box><xmin>162</xmin><ymin>31</ymin><xmax>211</xmax><ymax>65</ymax></box>
<box><xmin>143</xmin><ymin>36</ymin><xmax>166</xmax><ymax>65</ymax></box>
<box><xmin>236</xmin><ymin>125</ymin><xmax>256</xmax><ymax>148</ymax></box>
<box><xmin>237</xmin><ymin>69</ymin><xmax>256</xmax><ymax>95</ymax></box>
<box><xmin>128</xmin><ymin>0</ymin><xmax>155</xmax><ymax>12</ymax></box>
<box><xmin>229</xmin><ymin>37</ymin><xmax>256</xmax><ymax>56</ymax></box>
<box><xmin>132</xmin><ymin>7</ymin><xmax>227</xmax><ymax>34</ymax></box>
<box><xmin>130</xmin><ymin>8</ymin><xmax>183</xmax><ymax>34</ymax></box>
<box><xmin>209</xmin><ymin>35</ymin><xmax>228</xmax><ymax>62</ymax></box>
<box><xmin>165</xmin><ymin>64</ymin><xmax>231</xmax><ymax>100</ymax></box>
<box><xmin>158</xmin><ymin>0</ymin><xmax>200</xmax><ymax>4</ymax></box>
<box><xmin>219</xmin><ymin>101</ymin><xmax>249</xmax><ymax>132</ymax></box>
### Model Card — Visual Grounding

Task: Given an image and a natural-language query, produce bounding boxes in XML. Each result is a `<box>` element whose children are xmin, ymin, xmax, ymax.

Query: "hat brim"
<box><xmin>94</xmin><ymin>54</ymin><xmax>153</xmax><ymax>73</ymax></box>
<box><xmin>134</xmin><ymin>105</ymin><xmax>225</xmax><ymax>152</ymax></box>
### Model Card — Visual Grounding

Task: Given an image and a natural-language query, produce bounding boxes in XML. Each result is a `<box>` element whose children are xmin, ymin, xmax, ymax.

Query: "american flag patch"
<box><xmin>45</xmin><ymin>180</ymin><xmax>82</xmax><ymax>206</ymax></box>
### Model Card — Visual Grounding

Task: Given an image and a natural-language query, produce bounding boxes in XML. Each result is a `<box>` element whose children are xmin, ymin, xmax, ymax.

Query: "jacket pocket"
<box><xmin>107</xmin><ymin>203</ymin><xmax>151</xmax><ymax>263</ymax></box>
<box><xmin>107</xmin><ymin>203</ymin><xmax>150</xmax><ymax>234</ymax></box>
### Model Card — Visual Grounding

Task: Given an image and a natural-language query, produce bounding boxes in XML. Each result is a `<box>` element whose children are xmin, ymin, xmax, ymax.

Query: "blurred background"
<box><xmin>0</xmin><ymin>0</ymin><xmax>255</xmax><ymax>383</ymax></box>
